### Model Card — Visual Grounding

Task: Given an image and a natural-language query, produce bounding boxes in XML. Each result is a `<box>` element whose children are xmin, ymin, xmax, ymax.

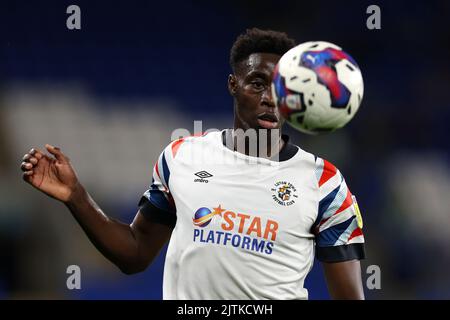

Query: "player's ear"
<box><xmin>228</xmin><ymin>74</ymin><xmax>237</xmax><ymax>96</ymax></box>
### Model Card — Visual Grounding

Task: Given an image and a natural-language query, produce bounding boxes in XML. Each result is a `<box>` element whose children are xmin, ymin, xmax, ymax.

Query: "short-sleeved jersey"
<box><xmin>139</xmin><ymin>129</ymin><xmax>365</xmax><ymax>300</ymax></box>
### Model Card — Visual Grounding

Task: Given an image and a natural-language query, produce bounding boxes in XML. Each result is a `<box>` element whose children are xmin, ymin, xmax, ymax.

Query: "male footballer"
<box><xmin>20</xmin><ymin>28</ymin><xmax>365</xmax><ymax>299</ymax></box>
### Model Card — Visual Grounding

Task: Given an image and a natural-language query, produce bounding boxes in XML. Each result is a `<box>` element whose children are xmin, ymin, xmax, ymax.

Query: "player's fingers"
<box><xmin>22</xmin><ymin>171</ymin><xmax>33</xmax><ymax>182</ymax></box>
<box><xmin>45</xmin><ymin>144</ymin><xmax>69</xmax><ymax>162</ymax></box>
<box><xmin>28</xmin><ymin>148</ymin><xmax>44</xmax><ymax>160</ymax></box>
<box><xmin>33</xmin><ymin>149</ymin><xmax>44</xmax><ymax>160</ymax></box>
<box><xmin>23</xmin><ymin>155</ymin><xmax>38</xmax><ymax>165</ymax></box>
<box><xmin>20</xmin><ymin>161</ymin><xmax>33</xmax><ymax>171</ymax></box>
<box><xmin>22</xmin><ymin>153</ymin><xmax>39</xmax><ymax>164</ymax></box>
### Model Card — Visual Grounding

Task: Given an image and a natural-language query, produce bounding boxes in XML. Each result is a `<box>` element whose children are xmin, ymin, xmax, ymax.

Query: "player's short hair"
<box><xmin>229</xmin><ymin>28</ymin><xmax>296</xmax><ymax>72</ymax></box>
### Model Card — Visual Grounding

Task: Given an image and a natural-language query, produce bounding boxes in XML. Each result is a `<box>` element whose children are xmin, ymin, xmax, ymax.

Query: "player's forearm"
<box><xmin>64</xmin><ymin>184</ymin><xmax>143</xmax><ymax>274</ymax></box>
<box><xmin>327</xmin><ymin>281</ymin><xmax>365</xmax><ymax>300</ymax></box>
<box><xmin>323</xmin><ymin>260</ymin><xmax>365</xmax><ymax>300</ymax></box>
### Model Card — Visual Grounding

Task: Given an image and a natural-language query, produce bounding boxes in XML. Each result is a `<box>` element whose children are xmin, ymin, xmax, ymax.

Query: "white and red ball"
<box><xmin>272</xmin><ymin>41</ymin><xmax>364</xmax><ymax>134</ymax></box>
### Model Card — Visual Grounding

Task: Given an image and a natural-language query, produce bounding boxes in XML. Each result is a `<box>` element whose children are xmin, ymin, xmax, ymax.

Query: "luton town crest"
<box><xmin>271</xmin><ymin>181</ymin><xmax>298</xmax><ymax>206</ymax></box>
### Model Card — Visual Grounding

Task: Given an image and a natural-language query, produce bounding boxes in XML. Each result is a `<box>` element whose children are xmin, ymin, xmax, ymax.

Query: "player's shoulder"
<box><xmin>312</xmin><ymin>155</ymin><xmax>348</xmax><ymax>192</ymax></box>
<box><xmin>291</xmin><ymin>144</ymin><xmax>345</xmax><ymax>189</ymax></box>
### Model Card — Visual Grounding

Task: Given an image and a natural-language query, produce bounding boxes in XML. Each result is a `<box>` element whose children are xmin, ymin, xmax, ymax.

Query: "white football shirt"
<box><xmin>138</xmin><ymin>129</ymin><xmax>365</xmax><ymax>300</ymax></box>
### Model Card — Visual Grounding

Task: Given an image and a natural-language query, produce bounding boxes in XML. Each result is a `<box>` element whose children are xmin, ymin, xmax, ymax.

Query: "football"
<box><xmin>272</xmin><ymin>41</ymin><xmax>364</xmax><ymax>134</ymax></box>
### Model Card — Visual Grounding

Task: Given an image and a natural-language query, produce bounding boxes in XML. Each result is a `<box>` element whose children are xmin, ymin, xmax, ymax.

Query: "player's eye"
<box><xmin>251</xmin><ymin>81</ymin><xmax>265</xmax><ymax>91</ymax></box>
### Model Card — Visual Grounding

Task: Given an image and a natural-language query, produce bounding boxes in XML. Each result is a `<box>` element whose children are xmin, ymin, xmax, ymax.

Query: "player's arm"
<box><xmin>66</xmin><ymin>185</ymin><xmax>172</xmax><ymax>274</ymax></box>
<box><xmin>313</xmin><ymin>158</ymin><xmax>366</xmax><ymax>299</ymax></box>
<box><xmin>20</xmin><ymin>145</ymin><xmax>171</xmax><ymax>274</ymax></box>
<box><xmin>322</xmin><ymin>259</ymin><xmax>364</xmax><ymax>299</ymax></box>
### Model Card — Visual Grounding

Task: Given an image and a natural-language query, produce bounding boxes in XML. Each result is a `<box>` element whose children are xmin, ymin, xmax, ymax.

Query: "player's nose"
<box><xmin>261</xmin><ymin>87</ymin><xmax>275</xmax><ymax>109</ymax></box>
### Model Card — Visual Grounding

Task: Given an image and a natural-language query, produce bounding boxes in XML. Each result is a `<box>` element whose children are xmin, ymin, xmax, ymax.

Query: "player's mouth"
<box><xmin>257</xmin><ymin>113</ymin><xmax>279</xmax><ymax>129</ymax></box>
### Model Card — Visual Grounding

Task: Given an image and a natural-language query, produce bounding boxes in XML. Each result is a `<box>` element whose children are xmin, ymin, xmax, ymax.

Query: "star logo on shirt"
<box><xmin>211</xmin><ymin>205</ymin><xmax>225</xmax><ymax>217</ymax></box>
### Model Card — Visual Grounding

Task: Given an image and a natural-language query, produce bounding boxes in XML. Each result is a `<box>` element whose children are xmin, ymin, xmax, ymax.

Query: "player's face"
<box><xmin>229</xmin><ymin>53</ymin><xmax>285</xmax><ymax>131</ymax></box>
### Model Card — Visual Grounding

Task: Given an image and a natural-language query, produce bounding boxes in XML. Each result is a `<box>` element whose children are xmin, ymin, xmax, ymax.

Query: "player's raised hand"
<box><xmin>20</xmin><ymin>145</ymin><xmax>80</xmax><ymax>202</ymax></box>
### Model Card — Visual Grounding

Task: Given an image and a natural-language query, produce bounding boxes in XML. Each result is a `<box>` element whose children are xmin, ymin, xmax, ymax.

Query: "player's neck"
<box><xmin>229</xmin><ymin>127</ymin><xmax>285</xmax><ymax>160</ymax></box>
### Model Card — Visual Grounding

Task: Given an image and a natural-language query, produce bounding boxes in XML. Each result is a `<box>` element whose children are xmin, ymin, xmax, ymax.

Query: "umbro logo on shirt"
<box><xmin>194</xmin><ymin>171</ymin><xmax>213</xmax><ymax>183</ymax></box>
